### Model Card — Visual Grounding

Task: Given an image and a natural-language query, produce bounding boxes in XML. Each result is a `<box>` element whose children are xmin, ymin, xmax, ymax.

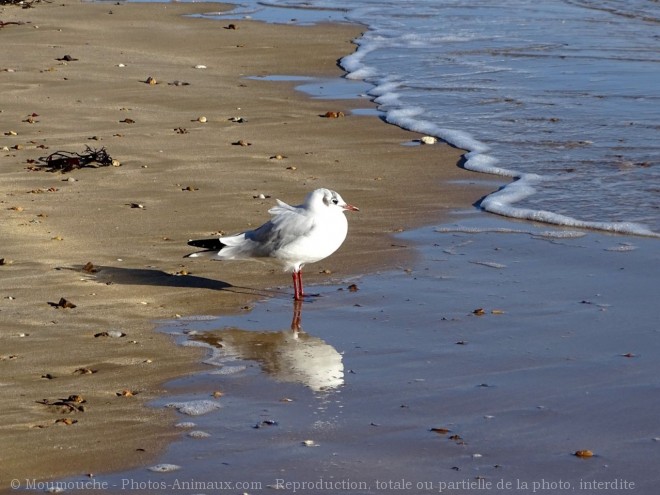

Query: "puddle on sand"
<box><xmin>192</xmin><ymin>3</ymin><xmax>352</xmax><ymax>27</ymax></box>
<box><xmin>247</xmin><ymin>74</ymin><xmax>373</xmax><ymax>102</ymax></box>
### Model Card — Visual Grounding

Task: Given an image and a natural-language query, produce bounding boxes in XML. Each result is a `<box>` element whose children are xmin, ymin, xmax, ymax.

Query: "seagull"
<box><xmin>186</xmin><ymin>188</ymin><xmax>358</xmax><ymax>300</ymax></box>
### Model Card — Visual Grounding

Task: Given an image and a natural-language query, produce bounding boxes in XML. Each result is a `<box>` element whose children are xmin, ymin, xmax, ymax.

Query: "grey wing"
<box><xmin>246</xmin><ymin>207</ymin><xmax>314</xmax><ymax>255</ymax></box>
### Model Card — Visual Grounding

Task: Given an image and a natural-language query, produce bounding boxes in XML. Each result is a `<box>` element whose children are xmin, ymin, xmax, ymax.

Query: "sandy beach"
<box><xmin>0</xmin><ymin>0</ymin><xmax>491</xmax><ymax>486</ymax></box>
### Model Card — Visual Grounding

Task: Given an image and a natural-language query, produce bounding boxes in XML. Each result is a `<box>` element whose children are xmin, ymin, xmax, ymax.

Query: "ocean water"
<box><xmin>206</xmin><ymin>0</ymin><xmax>660</xmax><ymax>237</ymax></box>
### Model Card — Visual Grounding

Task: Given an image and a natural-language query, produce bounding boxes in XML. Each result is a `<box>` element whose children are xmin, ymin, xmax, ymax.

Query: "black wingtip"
<box><xmin>187</xmin><ymin>238</ymin><xmax>225</xmax><ymax>251</ymax></box>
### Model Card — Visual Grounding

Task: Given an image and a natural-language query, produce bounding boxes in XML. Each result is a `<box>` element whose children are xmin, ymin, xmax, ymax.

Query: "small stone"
<box><xmin>420</xmin><ymin>136</ymin><xmax>437</xmax><ymax>144</ymax></box>
<box><xmin>194</xmin><ymin>64</ymin><xmax>207</xmax><ymax>69</ymax></box>
<box><xmin>197</xmin><ymin>116</ymin><xmax>207</xmax><ymax>123</ymax></box>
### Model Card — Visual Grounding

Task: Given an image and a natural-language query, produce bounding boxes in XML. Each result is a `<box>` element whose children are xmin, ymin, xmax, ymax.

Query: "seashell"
<box><xmin>55</xmin><ymin>418</ymin><xmax>77</xmax><ymax>425</ymax></box>
<box><xmin>73</xmin><ymin>368</ymin><xmax>96</xmax><ymax>375</ymax></box>
<box><xmin>111</xmin><ymin>159</ymin><xmax>121</xmax><ymax>167</ymax></box>
<box><xmin>302</xmin><ymin>440</ymin><xmax>318</xmax><ymax>447</ymax></box>
<box><xmin>117</xmin><ymin>390</ymin><xmax>137</xmax><ymax>397</ymax></box>
<box><xmin>145</xmin><ymin>76</ymin><xmax>157</xmax><ymax>85</ymax></box>
<box><xmin>94</xmin><ymin>330</ymin><xmax>126</xmax><ymax>338</ymax></box>
<box><xmin>197</xmin><ymin>116</ymin><xmax>207</xmax><ymax>123</ymax></box>
<box><xmin>420</xmin><ymin>136</ymin><xmax>437</xmax><ymax>144</ymax></box>
<box><xmin>194</xmin><ymin>64</ymin><xmax>207</xmax><ymax>69</ymax></box>
<box><xmin>323</xmin><ymin>111</ymin><xmax>345</xmax><ymax>118</ymax></box>
<box><xmin>229</xmin><ymin>116</ymin><xmax>245</xmax><ymax>123</ymax></box>
<box><xmin>574</xmin><ymin>450</ymin><xmax>594</xmax><ymax>458</ymax></box>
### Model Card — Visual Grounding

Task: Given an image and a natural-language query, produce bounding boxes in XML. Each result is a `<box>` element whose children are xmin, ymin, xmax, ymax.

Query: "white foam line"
<box><xmin>340</xmin><ymin>37</ymin><xmax>660</xmax><ymax>239</ymax></box>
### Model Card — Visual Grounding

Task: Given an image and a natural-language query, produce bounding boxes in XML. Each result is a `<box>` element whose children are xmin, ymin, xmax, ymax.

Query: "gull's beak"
<box><xmin>343</xmin><ymin>203</ymin><xmax>359</xmax><ymax>212</ymax></box>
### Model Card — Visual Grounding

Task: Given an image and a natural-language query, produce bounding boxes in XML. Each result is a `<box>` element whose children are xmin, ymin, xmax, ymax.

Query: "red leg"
<box><xmin>298</xmin><ymin>270</ymin><xmax>304</xmax><ymax>298</ymax></box>
<box><xmin>292</xmin><ymin>271</ymin><xmax>303</xmax><ymax>301</ymax></box>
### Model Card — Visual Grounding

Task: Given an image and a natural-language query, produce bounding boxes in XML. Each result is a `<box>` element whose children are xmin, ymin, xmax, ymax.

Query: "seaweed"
<box><xmin>37</xmin><ymin>146</ymin><xmax>116</xmax><ymax>173</ymax></box>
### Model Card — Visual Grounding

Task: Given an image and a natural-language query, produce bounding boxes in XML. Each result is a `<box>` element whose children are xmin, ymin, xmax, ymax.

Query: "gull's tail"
<box><xmin>185</xmin><ymin>238</ymin><xmax>226</xmax><ymax>258</ymax></box>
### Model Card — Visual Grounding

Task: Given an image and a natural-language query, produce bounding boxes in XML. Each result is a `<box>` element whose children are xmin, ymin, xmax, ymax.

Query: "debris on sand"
<box><xmin>34</xmin><ymin>146</ymin><xmax>117</xmax><ymax>173</ymax></box>
<box><xmin>48</xmin><ymin>297</ymin><xmax>77</xmax><ymax>309</ymax></box>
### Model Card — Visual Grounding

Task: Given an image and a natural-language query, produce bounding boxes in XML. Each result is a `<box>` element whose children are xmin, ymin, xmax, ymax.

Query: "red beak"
<box><xmin>343</xmin><ymin>204</ymin><xmax>359</xmax><ymax>212</ymax></box>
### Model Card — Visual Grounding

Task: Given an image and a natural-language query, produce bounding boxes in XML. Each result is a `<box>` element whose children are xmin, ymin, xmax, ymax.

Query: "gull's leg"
<box><xmin>292</xmin><ymin>270</ymin><xmax>303</xmax><ymax>301</ymax></box>
<box><xmin>298</xmin><ymin>270</ymin><xmax>305</xmax><ymax>298</ymax></box>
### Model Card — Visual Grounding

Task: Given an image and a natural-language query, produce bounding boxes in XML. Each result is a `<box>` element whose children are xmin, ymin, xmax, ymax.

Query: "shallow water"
<box><xmin>78</xmin><ymin>215</ymin><xmax>659</xmax><ymax>494</ymax></box>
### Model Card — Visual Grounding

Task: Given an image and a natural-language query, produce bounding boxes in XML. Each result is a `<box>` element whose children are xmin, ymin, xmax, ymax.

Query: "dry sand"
<box><xmin>0</xmin><ymin>0</ymin><xmax>493</xmax><ymax>485</ymax></box>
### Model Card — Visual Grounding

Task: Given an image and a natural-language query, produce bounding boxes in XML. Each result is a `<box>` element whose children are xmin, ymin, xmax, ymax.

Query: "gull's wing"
<box><xmin>218</xmin><ymin>200</ymin><xmax>314</xmax><ymax>259</ymax></box>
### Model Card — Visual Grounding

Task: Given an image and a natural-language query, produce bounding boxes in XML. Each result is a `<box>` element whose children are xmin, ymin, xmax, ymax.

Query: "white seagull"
<box><xmin>186</xmin><ymin>188</ymin><xmax>358</xmax><ymax>300</ymax></box>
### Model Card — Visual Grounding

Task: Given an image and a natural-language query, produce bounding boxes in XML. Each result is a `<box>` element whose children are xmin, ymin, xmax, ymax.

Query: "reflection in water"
<box><xmin>192</xmin><ymin>301</ymin><xmax>343</xmax><ymax>392</ymax></box>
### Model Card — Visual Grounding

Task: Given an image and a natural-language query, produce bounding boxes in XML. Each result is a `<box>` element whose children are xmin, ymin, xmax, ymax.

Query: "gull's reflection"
<box><xmin>192</xmin><ymin>301</ymin><xmax>343</xmax><ymax>392</ymax></box>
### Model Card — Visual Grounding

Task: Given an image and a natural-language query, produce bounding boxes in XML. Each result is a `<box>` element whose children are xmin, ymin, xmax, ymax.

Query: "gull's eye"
<box><xmin>332</xmin><ymin>198</ymin><xmax>339</xmax><ymax>205</ymax></box>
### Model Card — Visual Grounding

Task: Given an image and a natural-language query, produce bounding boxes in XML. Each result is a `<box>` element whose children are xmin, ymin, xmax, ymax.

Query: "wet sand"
<box><xmin>0</xmin><ymin>0</ymin><xmax>491</xmax><ymax>486</ymax></box>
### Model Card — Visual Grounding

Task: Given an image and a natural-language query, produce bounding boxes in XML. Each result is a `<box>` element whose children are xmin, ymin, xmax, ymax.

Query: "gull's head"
<box><xmin>306</xmin><ymin>188</ymin><xmax>359</xmax><ymax>213</ymax></box>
